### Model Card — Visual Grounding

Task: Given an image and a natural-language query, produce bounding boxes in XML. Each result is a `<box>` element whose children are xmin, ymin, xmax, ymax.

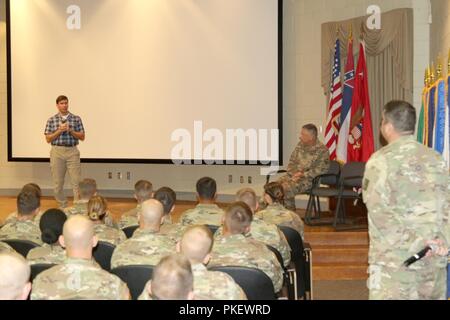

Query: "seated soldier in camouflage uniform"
<box><xmin>277</xmin><ymin>124</ymin><xmax>330</xmax><ymax>211</ymax></box>
<box><xmin>64</xmin><ymin>178</ymin><xmax>115</xmax><ymax>228</ymax></box>
<box><xmin>155</xmin><ymin>187</ymin><xmax>186</xmax><ymax>242</ymax></box>
<box><xmin>0</xmin><ymin>253</ymin><xmax>32</xmax><ymax>300</ymax></box>
<box><xmin>27</xmin><ymin>209</ymin><xmax>67</xmax><ymax>265</ymax></box>
<box><xmin>111</xmin><ymin>199</ymin><xmax>176</xmax><ymax>269</ymax></box>
<box><xmin>87</xmin><ymin>195</ymin><xmax>126</xmax><ymax>246</ymax></box>
<box><xmin>3</xmin><ymin>183</ymin><xmax>44</xmax><ymax>226</ymax></box>
<box><xmin>215</xmin><ymin>188</ymin><xmax>291</xmax><ymax>267</ymax></box>
<box><xmin>141</xmin><ymin>254</ymin><xmax>195</xmax><ymax>300</ymax></box>
<box><xmin>257</xmin><ymin>182</ymin><xmax>304</xmax><ymax>239</ymax></box>
<box><xmin>31</xmin><ymin>215</ymin><xmax>130</xmax><ymax>300</ymax></box>
<box><xmin>180</xmin><ymin>177</ymin><xmax>224</xmax><ymax>227</ymax></box>
<box><xmin>0</xmin><ymin>190</ymin><xmax>43</xmax><ymax>245</ymax></box>
<box><xmin>210</xmin><ymin>202</ymin><xmax>284</xmax><ymax>293</ymax></box>
<box><xmin>118</xmin><ymin>180</ymin><xmax>153</xmax><ymax>229</ymax></box>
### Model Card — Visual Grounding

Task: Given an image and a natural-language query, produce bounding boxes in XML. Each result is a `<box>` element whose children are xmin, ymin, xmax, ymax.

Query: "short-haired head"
<box><xmin>61</xmin><ymin>215</ymin><xmax>95</xmax><ymax>252</ymax></box>
<box><xmin>382</xmin><ymin>100</ymin><xmax>416</xmax><ymax>136</ymax></box>
<box><xmin>40</xmin><ymin>208</ymin><xmax>67</xmax><ymax>245</ymax></box>
<box><xmin>139</xmin><ymin>199</ymin><xmax>164</xmax><ymax>228</ymax></box>
<box><xmin>17</xmin><ymin>190</ymin><xmax>40</xmax><ymax>216</ymax></box>
<box><xmin>21</xmin><ymin>183</ymin><xmax>42</xmax><ymax>198</ymax></box>
<box><xmin>79</xmin><ymin>178</ymin><xmax>97</xmax><ymax>200</ymax></box>
<box><xmin>224</xmin><ymin>202</ymin><xmax>253</xmax><ymax>235</ymax></box>
<box><xmin>236</xmin><ymin>188</ymin><xmax>257</xmax><ymax>212</ymax></box>
<box><xmin>56</xmin><ymin>95</ymin><xmax>68</xmax><ymax>104</ymax></box>
<box><xmin>154</xmin><ymin>187</ymin><xmax>176</xmax><ymax>215</ymax></box>
<box><xmin>151</xmin><ymin>254</ymin><xmax>193</xmax><ymax>300</ymax></box>
<box><xmin>0</xmin><ymin>253</ymin><xmax>31</xmax><ymax>300</ymax></box>
<box><xmin>301</xmin><ymin>123</ymin><xmax>318</xmax><ymax>144</ymax></box>
<box><xmin>87</xmin><ymin>195</ymin><xmax>108</xmax><ymax>222</ymax></box>
<box><xmin>180</xmin><ymin>226</ymin><xmax>213</xmax><ymax>264</ymax></box>
<box><xmin>196</xmin><ymin>177</ymin><xmax>217</xmax><ymax>200</ymax></box>
<box><xmin>134</xmin><ymin>180</ymin><xmax>153</xmax><ymax>203</ymax></box>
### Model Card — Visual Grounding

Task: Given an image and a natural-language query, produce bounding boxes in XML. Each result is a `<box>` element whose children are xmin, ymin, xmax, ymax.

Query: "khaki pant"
<box><xmin>50</xmin><ymin>146</ymin><xmax>81</xmax><ymax>208</ymax></box>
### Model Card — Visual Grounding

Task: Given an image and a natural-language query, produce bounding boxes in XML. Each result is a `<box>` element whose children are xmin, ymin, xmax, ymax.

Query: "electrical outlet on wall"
<box><xmin>228</xmin><ymin>175</ymin><xmax>233</xmax><ymax>183</ymax></box>
<box><xmin>117</xmin><ymin>172</ymin><xmax>122</xmax><ymax>180</ymax></box>
<box><xmin>240</xmin><ymin>176</ymin><xmax>244</xmax><ymax>184</ymax></box>
<box><xmin>108</xmin><ymin>172</ymin><xmax>112</xmax><ymax>179</ymax></box>
<box><xmin>248</xmin><ymin>176</ymin><xmax>252</xmax><ymax>184</ymax></box>
<box><xmin>127</xmin><ymin>172</ymin><xmax>131</xmax><ymax>180</ymax></box>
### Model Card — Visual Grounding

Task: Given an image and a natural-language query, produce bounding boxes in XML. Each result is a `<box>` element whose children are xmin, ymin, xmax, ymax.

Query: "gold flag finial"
<box><xmin>436</xmin><ymin>55</ymin><xmax>442</xmax><ymax>78</ymax></box>
<box><xmin>349</xmin><ymin>24</ymin><xmax>353</xmax><ymax>40</ymax></box>
<box><xmin>430</xmin><ymin>62</ymin><xmax>436</xmax><ymax>83</ymax></box>
<box><xmin>426</xmin><ymin>66</ymin><xmax>431</xmax><ymax>87</ymax></box>
<box><xmin>448</xmin><ymin>49</ymin><xmax>450</xmax><ymax>73</ymax></box>
<box><xmin>424</xmin><ymin>68</ymin><xmax>429</xmax><ymax>88</ymax></box>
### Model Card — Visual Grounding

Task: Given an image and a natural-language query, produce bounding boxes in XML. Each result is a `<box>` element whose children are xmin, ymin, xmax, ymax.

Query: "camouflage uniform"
<box><xmin>94</xmin><ymin>223</ymin><xmax>126</xmax><ymax>246</ymax></box>
<box><xmin>180</xmin><ymin>204</ymin><xmax>224</xmax><ymax>226</ymax></box>
<box><xmin>363</xmin><ymin>136</ymin><xmax>450</xmax><ymax>300</ymax></box>
<box><xmin>0</xmin><ymin>241</ymin><xmax>15</xmax><ymax>253</ymax></box>
<box><xmin>27</xmin><ymin>244</ymin><xmax>66</xmax><ymax>265</ymax></box>
<box><xmin>216</xmin><ymin>217</ymin><xmax>291</xmax><ymax>267</ymax></box>
<box><xmin>0</xmin><ymin>220</ymin><xmax>43</xmax><ymax>245</ymax></box>
<box><xmin>159</xmin><ymin>218</ymin><xmax>186</xmax><ymax>242</ymax></box>
<box><xmin>118</xmin><ymin>205</ymin><xmax>141</xmax><ymax>229</ymax></box>
<box><xmin>138</xmin><ymin>263</ymin><xmax>247</xmax><ymax>300</ymax></box>
<box><xmin>256</xmin><ymin>203</ymin><xmax>304</xmax><ymax>239</ymax></box>
<box><xmin>111</xmin><ymin>229</ymin><xmax>176</xmax><ymax>269</ymax></box>
<box><xmin>3</xmin><ymin>210</ymin><xmax>44</xmax><ymax>227</ymax></box>
<box><xmin>210</xmin><ymin>234</ymin><xmax>284</xmax><ymax>292</ymax></box>
<box><xmin>278</xmin><ymin>140</ymin><xmax>330</xmax><ymax>210</ymax></box>
<box><xmin>31</xmin><ymin>257</ymin><xmax>129</xmax><ymax>300</ymax></box>
<box><xmin>64</xmin><ymin>200</ymin><xmax>116</xmax><ymax>228</ymax></box>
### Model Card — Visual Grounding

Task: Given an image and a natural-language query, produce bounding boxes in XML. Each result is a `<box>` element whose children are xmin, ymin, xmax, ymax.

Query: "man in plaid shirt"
<box><xmin>45</xmin><ymin>95</ymin><xmax>85</xmax><ymax>208</ymax></box>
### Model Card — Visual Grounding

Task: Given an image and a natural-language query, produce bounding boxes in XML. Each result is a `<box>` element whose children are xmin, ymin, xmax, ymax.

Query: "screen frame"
<box><xmin>6</xmin><ymin>0</ymin><xmax>283</xmax><ymax>166</ymax></box>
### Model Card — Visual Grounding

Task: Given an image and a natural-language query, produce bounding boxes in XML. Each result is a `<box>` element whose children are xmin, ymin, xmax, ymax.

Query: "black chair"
<box><xmin>1</xmin><ymin>239</ymin><xmax>40</xmax><ymax>258</ymax></box>
<box><xmin>266</xmin><ymin>244</ymin><xmax>294</xmax><ymax>300</ymax></box>
<box><xmin>93</xmin><ymin>241</ymin><xmax>116</xmax><ymax>271</ymax></box>
<box><xmin>30</xmin><ymin>264</ymin><xmax>56</xmax><ymax>282</ymax></box>
<box><xmin>205</xmin><ymin>225</ymin><xmax>219</xmax><ymax>235</ymax></box>
<box><xmin>265</xmin><ymin>169</ymin><xmax>287</xmax><ymax>184</ymax></box>
<box><xmin>208</xmin><ymin>266</ymin><xmax>276</xmax><ymax>300</ymax></box>
<box><xmin>279</xmin><ymin>226</ymin><xmax>309</xmax><ymax>300</ymax></box>
<box><xmin>304</xmin><ymin>160</ymin><xmax>341</xmax><ymax>225</ymax></box>
<box><xmin>333</xmin><ymin>162</ymin><xmax>366</xmax><ymax>228</ymax></box>
<box><xmin>122</xmin><ymin>225</ymin><xmax>138</xmax><ymax>239</ymax></box>
<box><xmin>111</xmin><ymin>265</ymin><xmax>154</xmax><ymax>300</ymax></box>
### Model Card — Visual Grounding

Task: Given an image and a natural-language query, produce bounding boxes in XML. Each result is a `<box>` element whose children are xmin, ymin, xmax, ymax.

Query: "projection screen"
<box><xmin>7</xmin><ymin>0</ymin><xmax>282</xmax><ymax>164</ymax></box>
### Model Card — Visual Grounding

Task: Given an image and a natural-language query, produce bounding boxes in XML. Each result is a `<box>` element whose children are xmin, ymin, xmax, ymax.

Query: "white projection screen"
<box><xmin>7</xmin><ymin>0</ymin><xmax>282</xmax><ymax>164</ymax></box>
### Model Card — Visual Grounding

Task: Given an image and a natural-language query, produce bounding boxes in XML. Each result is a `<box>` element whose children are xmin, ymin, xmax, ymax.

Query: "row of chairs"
<box><xmin>1</xmin><ymin>223</ymin><xmax>312</xmax><ymax>300</ymax></box>
<box><xmin>266</xmin><ymin>161</ymin><xmax>366</xmax><ymax>229</ymax></box>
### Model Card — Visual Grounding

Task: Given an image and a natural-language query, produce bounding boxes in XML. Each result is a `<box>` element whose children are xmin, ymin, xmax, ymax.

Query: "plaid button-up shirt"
<box><xmin>44</xmin><ymin>113</ymin><xmax>85</xmax><ymax>146</ymax></box>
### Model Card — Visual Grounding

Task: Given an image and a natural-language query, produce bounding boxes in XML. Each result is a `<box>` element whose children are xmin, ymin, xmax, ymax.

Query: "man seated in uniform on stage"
<box><xmin>277</xmin><ymin>124</ymin><xmax>330</xmax><ymax>211</ymax></box>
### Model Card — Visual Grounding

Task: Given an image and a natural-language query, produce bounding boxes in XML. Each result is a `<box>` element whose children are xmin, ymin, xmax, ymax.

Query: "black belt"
<box><xmin>53</xmin><ymin>144</ymin><xmax>77</xmax><ymax>147</ymax></box>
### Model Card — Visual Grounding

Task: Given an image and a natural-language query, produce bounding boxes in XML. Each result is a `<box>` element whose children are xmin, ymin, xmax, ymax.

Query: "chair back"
<box><xmin>111</xmin><ymin>265</ymin><xmax>154</xmax><ymax>300</ymax></box>
<box><xmin>340</xmin><ymin>162</ymin><xmax>366</xmax><ymax>188</ymax></box>
<box><xmin>208</xmin><ymin>266</ymin><xmax>276</xmax><ymax>300</ymax></box>
<box><xmin>279</xmin><ymin>226</ymin><xmax>308</xmax><ymax>297</ymax></box>
<box><xmin>1</xmin><ymin>239</ymin><xmax>40</xmax><ymax>258</ymax></box>
<box><xmin>320</xmin><ymin>160</ymin><xmax>341</xmax><ymax>185</ymax></box>
<box><xmin>30</xmin><ymin>263</ymin><xmax>56</xmax><ymax>282</ymax></box>
<box><xmin>93</xmin><ymin>241</ymin><xmax>116</xmax><ymax>271</ymax></box>
<box><xmin>122</xmin><ymin>225</ymin><xmax>138</xmax><ymax>239</ymax></box>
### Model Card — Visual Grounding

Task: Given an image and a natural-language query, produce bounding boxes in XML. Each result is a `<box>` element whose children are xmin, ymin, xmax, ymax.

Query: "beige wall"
<box><xmin>0</xmin><ymin>0</ymin><xmax>432</xmax><ymax>200</ymax></box>
<box><xmin>430</xmin><ymin>0</ymin><xmax>450</xmax><ymax>72</ymax></box>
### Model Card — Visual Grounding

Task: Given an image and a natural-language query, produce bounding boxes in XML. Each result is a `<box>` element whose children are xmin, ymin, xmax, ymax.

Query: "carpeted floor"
<box><xmin>313</xmin><ymin>280</ymin><xmax>369</xmax><ymax>300</ymax></box>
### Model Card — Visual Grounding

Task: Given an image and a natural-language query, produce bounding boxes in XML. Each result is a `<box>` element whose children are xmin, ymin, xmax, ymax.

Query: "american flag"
<box><xmin>325</xmin><ymin>39</ymin><xmax>343</xmax><ymax>160</ymax></box>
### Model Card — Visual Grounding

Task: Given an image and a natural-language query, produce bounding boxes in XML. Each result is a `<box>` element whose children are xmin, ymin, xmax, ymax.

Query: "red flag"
<box><xmin>347</xmin><ymin>42</ymin><xmax>374</xmax><ymax>162</ymax></box>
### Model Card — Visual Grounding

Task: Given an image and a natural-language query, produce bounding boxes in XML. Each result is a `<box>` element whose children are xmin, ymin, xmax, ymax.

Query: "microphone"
<box><xmin>403</xmin><ymin>245</ymin><xmax>437</xmax><ymax>267</ymax></box>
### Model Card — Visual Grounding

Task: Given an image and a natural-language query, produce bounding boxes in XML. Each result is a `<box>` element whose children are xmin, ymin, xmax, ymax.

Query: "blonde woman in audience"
<box><xmin>27</xmin><ymin>209</ymin><xmax>67</xmax><ymax>265</ymax></box>
<box><xmin>88</xmin><ymin>195</ymin><xmax>126</xmax><ymax>246</ymax></box>
<box><xmin>256</xmin><ymin>182</ymin><xmax>304</xmax><ymax>239</ymax></box>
